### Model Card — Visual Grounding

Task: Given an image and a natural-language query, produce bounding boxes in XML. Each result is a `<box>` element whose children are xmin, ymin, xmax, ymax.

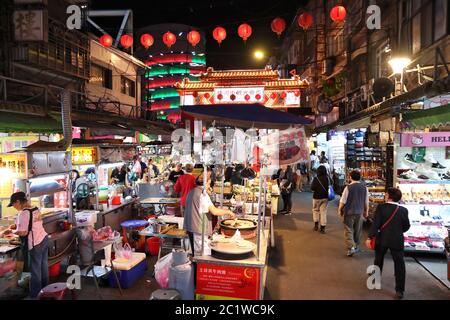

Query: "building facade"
<box><xmin>275</xmin><ymin>0</ymin><xmax>450</xmax><ymax>131</ymax></box>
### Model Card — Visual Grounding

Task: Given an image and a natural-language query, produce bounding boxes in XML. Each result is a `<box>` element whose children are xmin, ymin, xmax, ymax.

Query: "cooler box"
<box><xmin>109</xmin><ymin>252</ymin><xmax>147</xmax><ymax>289</ymax></box>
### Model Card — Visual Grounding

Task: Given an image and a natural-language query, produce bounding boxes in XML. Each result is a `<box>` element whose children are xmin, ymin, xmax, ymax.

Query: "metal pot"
<box><xmin>219</xmin><ymin>219</ymin><xmax>257</xmax><ymax>239</ymax></box>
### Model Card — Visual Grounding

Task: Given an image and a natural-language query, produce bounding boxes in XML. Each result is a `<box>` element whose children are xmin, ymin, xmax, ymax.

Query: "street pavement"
<box><xmin>63</xmin><ymin>191</ymin><xmax>449</xmax><ymax>300</ymax></box>
<box><xmin>265</xmin><ymin>191</ymin><xmax>450</xmax><ymax>300</ymax></box>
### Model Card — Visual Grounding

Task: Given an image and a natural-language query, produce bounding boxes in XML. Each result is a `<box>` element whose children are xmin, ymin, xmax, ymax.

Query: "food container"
<box><xmin>219</xmin><ymin>218</ymin><xmax>257</xmax><ymax>239</ymax></box>
<box><xmin>111</xmin><ymin>196</ymin><xmax>121</xmax><ymax>205</ymax></box>
<box><xmin>98</xmin><ymin>186</ymin><xmax>109</xmax><ymax>204</ymax></box>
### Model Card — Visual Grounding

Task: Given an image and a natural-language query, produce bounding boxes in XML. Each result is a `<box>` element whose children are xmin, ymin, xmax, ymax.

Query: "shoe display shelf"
<box><xmin>395</xmin><ymin>132</ymin><xmax>450</xmax><ymax>254</ymax></box>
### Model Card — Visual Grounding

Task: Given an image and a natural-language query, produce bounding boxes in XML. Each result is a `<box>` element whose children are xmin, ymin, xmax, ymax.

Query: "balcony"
<box><xmin>12</xmin><ymin>18</ymin><xmax>89</xmax><ymax>80</ymax></box>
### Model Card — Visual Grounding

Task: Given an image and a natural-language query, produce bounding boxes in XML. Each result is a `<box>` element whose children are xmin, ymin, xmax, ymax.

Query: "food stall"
<box><xmin>0</xmin><ymin>146</ymin><xmax>75</xmax><ymax>293</ymax></box>
<box><xmin>179</xmin><ymin>103</ymin><xmax>311</xmax><ymax>300</ymax></box>
<box><xmin>71</xmin><ymin>143</ymin><xmax>139</xmax><ymax>231</ymax></box>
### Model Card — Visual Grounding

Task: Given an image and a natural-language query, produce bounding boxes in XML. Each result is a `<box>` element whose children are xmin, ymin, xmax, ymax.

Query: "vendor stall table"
<box><xmin>193</xmin><ymin>226</ymin><xmax>270</xmax><ymax>300</ymax></box>
<box><xmin>140</xmin><ymin>197</ymin><xmax>180</xmax><ymax>215</ymax></box>
<box><xmin>139</xmin><ymin>226</ymin><xmax>188</xmax><ymax>260</ymax></box>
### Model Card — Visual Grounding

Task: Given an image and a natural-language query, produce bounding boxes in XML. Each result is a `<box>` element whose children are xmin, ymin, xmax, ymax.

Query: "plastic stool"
<box><xmin>150</xmin><ymin>289</ymin><xmax>181</xmax><ymax>300</ymax></box>
<box><xmin>38</xmin><ymin>282</ymin><xmax>76</xmax><ymax>300</ymax></box>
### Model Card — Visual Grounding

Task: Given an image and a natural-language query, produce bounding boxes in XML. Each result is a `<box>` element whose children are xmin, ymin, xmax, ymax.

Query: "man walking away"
<box><xmin>366</xmin><ymin>188</ymin><xmax>410</xmax><ymax>299</ymax></box>
<box><xmin>310</xmin><ymin>165</ymin><xmax>329</xmax><ymax>233</ymax></box>
<box><xmin>338</xmin><ymin>170</ymin><xmax>369</xmax><ymax>256</ymax></box>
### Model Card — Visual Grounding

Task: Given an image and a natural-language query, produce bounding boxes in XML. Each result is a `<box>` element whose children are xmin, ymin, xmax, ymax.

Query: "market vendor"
<box><xmin>183</xmin><ymin>168</ymin><xmax>235</xmax><ymax>256</ymax></box>
<box><xmin>6</xmin><ymin>192</ymin><xmax>49</xmax><ymax>299</ymax></box>
<box><xmin>111</xmin><ymin>164</ymin><xmax>127</xmax><ymax>185</ymax></box>
<box><xmin>168</xmin><ymin>163</ymin><xmax>184</xmax><ymax>184</ymax></box>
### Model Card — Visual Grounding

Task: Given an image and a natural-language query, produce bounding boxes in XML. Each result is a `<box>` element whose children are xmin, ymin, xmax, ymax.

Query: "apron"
<box><xmin>19</xmin><ymin>208</ymin><xmax>37</xmax><ymax>272</ymax></box>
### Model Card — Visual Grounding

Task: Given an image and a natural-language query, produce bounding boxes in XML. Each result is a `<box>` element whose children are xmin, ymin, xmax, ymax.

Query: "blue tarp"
<box><xmin>181</xmin><ymin>103</ymin><xmax>312</xmax><ymax>129</ymax></box>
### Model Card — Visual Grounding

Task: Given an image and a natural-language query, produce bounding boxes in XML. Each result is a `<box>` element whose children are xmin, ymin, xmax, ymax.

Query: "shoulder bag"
<box><xmin>368</xmin><ymin>205</ymin><xmax>399</xmax><ymax>250</ymax></box>
<box><xmin>317</xmin><ymin>176</ymin><xmax>335</xmax><ymax>201</ymax></box>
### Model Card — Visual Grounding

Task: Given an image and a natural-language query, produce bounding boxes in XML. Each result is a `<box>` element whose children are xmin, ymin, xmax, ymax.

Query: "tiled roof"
<box><xmin>176</xmin><ymin>78</ymin><xmax>309</xmax><ymax>90</ymax></box>
<box><xmin>202</xmin><ymin>68</ymin><xmax>279</xmax><ymax>81</ymax></box>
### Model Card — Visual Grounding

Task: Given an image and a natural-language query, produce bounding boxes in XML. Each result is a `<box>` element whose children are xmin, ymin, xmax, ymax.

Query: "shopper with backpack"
<box><xmin>310</xmin><ymin>165</ymin><xmax>330</xmax><ymax>234</ymax></box>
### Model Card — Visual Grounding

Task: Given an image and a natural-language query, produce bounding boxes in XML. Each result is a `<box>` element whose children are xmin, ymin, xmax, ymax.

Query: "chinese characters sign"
<box><xmin>196</xmin><ymin>263</ymin><xmax>261</xmax><ymax>300</ymax></box>
<box><xmin>71</xmin><ymin>147</ymin><xmax>99</xmax><ymax>165</ymax></box>
<box><xmin>13</xmin><ymin>10</ymin><xmax>48</xmax><ymax>42</ymax></box>
<box><xmin>0</xmin><ymin>153</ymin><xmax>28</xmax><ymax>198</ymax></box>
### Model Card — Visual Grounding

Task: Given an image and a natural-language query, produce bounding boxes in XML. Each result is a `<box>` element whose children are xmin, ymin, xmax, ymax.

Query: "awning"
<box><xmin>335</xmin><ymin>116</ymin><xmax>372</xmax><ymax>131</ymax></box>
<box><xmin>0</xmin><ymin>111</ymin><xmax>62</xmax><ymax>133</ymax></box>
<box><xmin>402</xmin><ymin>104</ymin><xmax>450</xmax><ymax>129</ymax></box>
<box><xmin>181</xmin><ymin>103</ymin><xmax>312</xmax><ymax>129</ymax></box>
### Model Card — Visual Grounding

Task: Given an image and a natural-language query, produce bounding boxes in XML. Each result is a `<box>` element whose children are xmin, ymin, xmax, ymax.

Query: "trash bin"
<box><xmin>121</xmin><ymin>220</ymin><xmax>149</xmax><ymax>252</ymax></box>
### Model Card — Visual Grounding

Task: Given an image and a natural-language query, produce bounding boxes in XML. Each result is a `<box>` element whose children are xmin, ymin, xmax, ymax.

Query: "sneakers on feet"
<box><xmin>353</xmin><ymin>247</ymin><xmax>361</xmax><ymax>254</ymax></box>
<box><xmin>313</xmin><ymin>223</ymin><xmax>319</xmax><ymax>231</ymax></box>
<box><xmin>320</xmin><ymin>226</ymin><xmax>326</xmax><ymax>234</ymax></box>
<box><xmin>395</xmin><ymin>291</ymin><xmax>404</xmax><ymax>299</ymax></box>
<box><xmin>347</xmin><ymin>249</ymin><xmax>354</xmax><ymax>257</ymax></box>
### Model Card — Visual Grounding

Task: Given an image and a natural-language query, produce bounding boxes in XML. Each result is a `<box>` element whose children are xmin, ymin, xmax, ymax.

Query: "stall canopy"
<box><xmin>181</xmin><ymin>104</ymin><xmax>312</xmax><ymax>129</ymax></box>
<box><xmin>0</xmin><ymin>111</ymin><xmax>62</xmax><ymax>133</ymax></box>
<box><xmin>402</xmin><ymin>104</ymin><xmax>450</xmax><ymax>129</ymax></box>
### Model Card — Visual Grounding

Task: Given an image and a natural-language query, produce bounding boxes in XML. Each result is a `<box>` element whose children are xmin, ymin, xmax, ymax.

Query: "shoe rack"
<box><xmin>394</xmin><ymin>132</ymin><xmax>450</xmax><ymax>254</ymax></box>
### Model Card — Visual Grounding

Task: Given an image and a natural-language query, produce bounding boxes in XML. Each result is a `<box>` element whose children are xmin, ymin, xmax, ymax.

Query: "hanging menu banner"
<box><xmin>400</xmin><ymin>132</ymin><xmax>450</xmax><ymax>147</ymax></box>
<box><xmin>71</xmin><ymin>147</ymin><xmax>99</xmax><ymax>165</ymax></box>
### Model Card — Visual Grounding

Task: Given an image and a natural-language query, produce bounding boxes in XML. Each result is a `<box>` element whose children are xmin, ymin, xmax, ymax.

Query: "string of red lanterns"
<box><xmin>98</xmin><ymin>6</ymin><xmax>348</xmax><ymax>49</ymax></box>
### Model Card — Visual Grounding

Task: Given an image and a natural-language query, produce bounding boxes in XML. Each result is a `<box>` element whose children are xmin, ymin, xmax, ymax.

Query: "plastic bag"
<box><xmin>113</xmin><ymin>242</ymin><xmax>132</xmax><ymax>262</ymax></box>
<box><xmin>154</xmin><ymin>252</ymin><xmax>173</xmax><ymax>288</ymax></box>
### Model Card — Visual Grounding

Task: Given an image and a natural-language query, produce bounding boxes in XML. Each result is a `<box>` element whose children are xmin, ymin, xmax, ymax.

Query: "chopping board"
<box><xmin>209</xmin><ymin>240</ymin><xmax>256</xmax><ymax>255</ymax></box>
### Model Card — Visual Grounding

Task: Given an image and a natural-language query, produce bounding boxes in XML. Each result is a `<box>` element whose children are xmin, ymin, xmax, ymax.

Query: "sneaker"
<box><xmin>319</xmin><ymin>226</ymin><xmax>326</xmax><ymax>234</ymax></box>
<box><xmin>398</xmin><ymin>170</ymin><xmax>419</xmax><ymax>180</ymax></box>
<box><xmin>418</xmin><ymin>174</ymin><xmax>430</xmax><ymax>180</ymax></box>
<box><xmin>353</xmin><ymin>247</ymin><xmax>361</xmax><ymax>254</ymax></box>
<box><xmin>431</xmin><ymin>162</ymin><xmax>446</xmax><ymax>169</ymax></box>
<box><xmin>347</xmin><ymin>248</ymin><xmax>355</xmax><ymax>257</ymax></box>
<box><xmin>424</xmin><ymin>154</ymin><xmax>437</xmax><ymax>164</ymax></box>
<box><xmin>395</xmin><ymin>291</ymin><xmax>404</xmax><ymax>299</ymax></box>
<box><xmin>313</xmin><ymin>222</ymin><xmax>319</xmax><ymax>231</ymax></box>
<box><xmin>416</xmin><ymin>166</ymin><xmax>441</xmax><ymax>180</ymax></box>
<box><xmin>442</xmin><ymin>173</ymin><xmax>450</xmax><ymax>180</ymax></box>
<box><xmin>404</xmin><ymin>154</ymin><xmax>416</xmax><ymax>164</ymax></box>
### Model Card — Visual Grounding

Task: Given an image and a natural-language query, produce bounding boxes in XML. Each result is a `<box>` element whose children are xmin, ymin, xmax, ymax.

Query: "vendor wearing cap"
<box><xmin>7</xmin><ymin>192</ymin><xmax>49</xmax><ymax>298</ymax></box>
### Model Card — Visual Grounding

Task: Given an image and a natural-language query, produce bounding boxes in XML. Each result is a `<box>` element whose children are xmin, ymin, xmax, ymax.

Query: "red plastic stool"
<box><xmin>38</xmin><ymin>283</ymin><xmax>76</xmax><ymax>300</ymax></box>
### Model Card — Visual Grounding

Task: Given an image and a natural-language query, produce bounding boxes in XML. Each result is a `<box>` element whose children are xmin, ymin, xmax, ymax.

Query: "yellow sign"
<box><xmin>0</xmin><ymin>153</ymin><xmax>27</xmax><ymax>178</ymax></box>
<box><xmin>71</xmin><ymin>146</ymin><xmax>99</xmax><ymax>165</ymax></box>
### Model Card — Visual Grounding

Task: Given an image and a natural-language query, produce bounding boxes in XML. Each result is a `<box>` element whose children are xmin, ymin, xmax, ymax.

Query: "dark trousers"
<box><xmin>374</xmin><ymin>246</ymin><xmax>406</xmax><ymax>293</ymax></box>
<box><xmin>281</xmin><ymin>192</ymin><xmax>293</xmax><ymax>212</ymax></box>
<box><xmin>30</xmin><ymin>236</ymin><xmax>49</xmax><ymax>298</ymax></box>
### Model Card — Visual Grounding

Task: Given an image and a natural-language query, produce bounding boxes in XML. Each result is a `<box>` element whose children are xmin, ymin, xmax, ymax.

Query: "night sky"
<box><xmin>90</xmin><ymin>0</ymin><xmax>307</xmax><ymax>69</ymax></box>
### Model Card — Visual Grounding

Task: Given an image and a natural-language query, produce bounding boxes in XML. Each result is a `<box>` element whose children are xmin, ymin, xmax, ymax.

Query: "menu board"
<box><xmin>0</xmin><ymin>153</ymin><xmax>27</xmax><ymax>198</ymax></box>
<box><xmin>196</xmin><ymin>263</ymin><xmax>261</xmax><ymax>300</ymax></box>
<box><xmin>71</xmin><ymin>146</ymin><xmax>99</xmax><ymax>165</ymax></box>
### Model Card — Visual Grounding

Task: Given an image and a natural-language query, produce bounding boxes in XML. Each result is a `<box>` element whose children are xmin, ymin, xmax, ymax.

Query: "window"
<box><xmin>412</xmin><ymin>15</ymin><xmax>421</xmax><ymax>54</ymax></box>
<box><xmin>374</xmin><ymin>42</ymin><xmax>391</xmax><ymax>79</ymax></box>
<box><xmin>90</xmin><ymin>64</ymin><xmax>112</xmax><ymax>89</ymax></box>
<box><xmin>421</xmin><ymin>2</ymin><xmax>433</xmax><ymax>48</ymax></box>
<box><xmin>121</xmin><ymin>76</ymin><xmax>135</xmax><ymax>97</ymax></box>
<box><xmin>434</xmin><ymin>0</ymin><xmax>448</xmax><ymax>41</ymax></box>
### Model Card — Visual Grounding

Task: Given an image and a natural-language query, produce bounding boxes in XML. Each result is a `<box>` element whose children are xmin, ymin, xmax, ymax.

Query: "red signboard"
<box><xmin>196</xmin><ymin>263</ymin><xmax>261</xmax><ymax>300</ymax></box>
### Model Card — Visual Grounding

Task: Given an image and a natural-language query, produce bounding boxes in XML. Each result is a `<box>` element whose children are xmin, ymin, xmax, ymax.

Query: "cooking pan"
<box><xmin>219</xmin><ymin>218</ymin><xmax>257</xmax><ymax>239</ymax></box>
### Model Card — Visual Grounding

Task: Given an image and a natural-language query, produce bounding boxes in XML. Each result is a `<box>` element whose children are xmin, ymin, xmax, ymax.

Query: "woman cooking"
<box><xmin>5</xmin><ymin>191</ymin><xmax>49</xmax><ymax>298</ymax></box>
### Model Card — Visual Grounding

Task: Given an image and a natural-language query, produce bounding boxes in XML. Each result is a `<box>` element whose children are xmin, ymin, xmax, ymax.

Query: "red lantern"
<box><xmin>212</xmin><ymin>27</ymin><xmax>227</xmax><ymax>45</ymax></box>
<box><xmin>297</xmin><ymin>12</ymin><xmax>314</xmax><ymax>30</ymax></box>
<box><xmin>167</xmin><ymin>112</ymin><xmax>180</xmax><ymax>123</ymax></box>
<box><xmin>271</xmin><ymin>17</ymin><xmax>286</xmax><ymax>36</ymax></box>
<box><xmin>244</xmin><ymin>94</ymin><xmax>250</xmax><ymax>101</ymax></box>
<box><xmin>255</xmin><ymin>94</ymin><xmax>261</xmax><ymax>101</ymax></box>
<box><xmin>204</xmin><ymin>92</ymin><xmax>210</xmax><ymax>99</ymax></box>
<box><xmin>217</xmin><ymin>93</ymin><xmax>223</xmax><ymax>100</ymax></box>
<box><xmin>120</xmin><ymin>34</ymin><xmax>133</xmax><ymax>49</ymax></box>
<box><xmin>99</xmin><ymin>34</ymin><xmax>113</xmax><ymax>47</ymax></box>
<box><xmin>230</xmin><ymin>94</ymin><xmax>236</xmax><ymax>101</ymax></box>
<box><xmin>192</xmin><ymin>92</ymin><xmax>198</xmax><ymax>98</ymax></box>
<box><xmin>238</xmin><ymin>23</ymin><xmax>252</xmax><ymax>42</ymax></box>
<box><xmin>270</xmin><ymin>92</ymin><xmax>278</xmax><ymax>99</ymax></box>
<box><xmin>281</xmin><ymin>91</ymin><xmax>287</xmax><ymax>99</ymax></box>
<box><xmin>140</xmin><ymin>34</ymin><xmax>154</xmax><ymax>49</ymax></box>
<box><xmin>295</xmin><ymin>90</ymin><xmax>301</xmax><ymax>97</ymax></box>
<box><xmin>187</xmin><ymin>30</ymin><xmax>201</xmax><ymax>47</ymax></box>
<box><xmin>163</xmin><ymin>31</ymin><xmax>177</xmax><ymax>48</ymax></box>
<box><xmin>330</xmin><ymin>5</ymin><xmax>346</xmax><ymax>22</ymax></box>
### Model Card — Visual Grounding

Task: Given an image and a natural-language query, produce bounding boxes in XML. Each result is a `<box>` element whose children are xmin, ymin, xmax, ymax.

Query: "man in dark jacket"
<box><xmin>338</xmin><ymin>170</ymin><xmax>369</xmax><ymax>257</ymax></box>
<box><xmin>367</xmin><ymin>187</ymin><xmax>410</xmax><ymax>299</ymax></box>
